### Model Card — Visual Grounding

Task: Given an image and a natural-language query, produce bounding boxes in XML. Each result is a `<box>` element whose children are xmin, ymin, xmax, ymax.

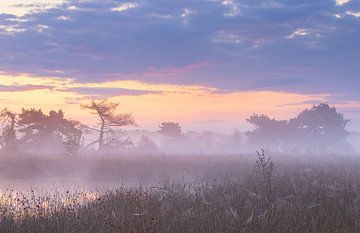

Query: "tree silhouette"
<box><xmin>81</xmin><ymin>100</ymin><xmax>136</xmax><ymax>150</ymax></box>
<box><xmin>288</xmin><ymin>103</ymin><xmax>350</xmax><ymax>151</ymax></box>
<box><xmin>246</xmin><ymin>114</ymin><xmax>288</xmax><ymax>150</ymax></box>
<box><xmin>136</xmin><ymin>135</ymin><xmax>158</xmax><ymax>153</ymax></box>
<box><xmin>0</xmin><ymin>108</ymin><xmax>18</xmax><ymax>151</ymax></box>
<box><xmin>229</xmin><ymin>129</ymin><xmax>243</xmax><ymax>150</ymax></box>
<box><xmin>18</xmin><ymin>109</ymin><xmax>82</xmax><ymax>154</ymax></box>
<box><xmin>158</xmin><ymin>122</ymin><xmax>182</xmax><ymax>138</ymax></box>
<box><xmin>246</xmin><ymin>104</ymin><xmax>351</xmax><ymax>152</ymax></box>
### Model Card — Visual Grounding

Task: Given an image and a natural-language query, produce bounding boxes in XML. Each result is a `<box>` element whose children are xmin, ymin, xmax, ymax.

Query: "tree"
<box><xmin>246</xmin><ymin>114</ymin><xmax>288</xmax><ymax>150</ymax></box>
<box><xmin>228</xmin><ymin>129</ymin><xmax>243</xmax><ymax>151</ymax></box>
<box><xmin>158</xmin><ymin>122</ymin><xmax>182</xmax><ymax>138</ymax></box>
<box><xmin>18</xmin><ymin>108</ymin><xmax>82</xmax><ymax>154</ymax></box>
<box><xmin>288</xmin><ymin>103</ymin><xmax>350</xmax><ymax>151</ymax></box>
<box><xmin>81</xmin><ymin>100</ymin><xmax>136</xmax><ymax>150</ymax></box>
<box><xmin>246</xmin><ymin>104</ymin><xmax>351</xmax><ymax>152</ymax></box>
<box><xmin>136</xmin><ymin>135</ymin><xmax>158</xmax><ymax>153</ymax></box>
<box><xmin>0</xmin><ymin>108</ymin><xmax>18</xmax><ymax>151</ymax></box>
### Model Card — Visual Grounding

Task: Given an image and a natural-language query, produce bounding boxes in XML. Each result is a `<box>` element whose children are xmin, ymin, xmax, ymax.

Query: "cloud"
<box><xmin>0</xmin><ymin>24</ymin><xmax>26</xmax><ymax>35</ymax></box>
<box><xmin>336</xmin><ymin>0</ymin><xmax>351</xmax><ymax>6</ymax></box>
<box><xmin>0</xmin><ymin>84</ymin><xmax>53</xmax><ymax>92</ymax></box>
<box><xmin>67</xmin><ymin>5</ymin><xmax>78</xmax><ymax>11</ymax></box>
<box><xmin>111</xmin><ymin>2</ymin><xmax>140</xmax><ymax>12</ymax></box>
<box><xmin>140</xmin><ymin>63</ymin><xmax>212</xmax><ymax>78</ymax></box>
<box><xmin>0</xmin><ymin>74</ymin><xmax>338</xmax><ymax>132</ymax></box>
<box><xmin>0</xmin><ymin>0</ymin><xmax>67</xmax><ymax>17</ymax></box>
<box><xmin>219</xmin><ymin>0</ymin><xmax>241</xmax><ymax>17</ymax></box>
<box><xmin>346</xmin><ymin>10</ymin><xmax>360</xmax><ymax>17</ymax></box>
<box><xmin>285</xmin><ymin>28</ymin><xmax>324</xmax><ymax>48</ymax></box>
<box><xmin>211</xmin><ymin>31</ymin><xmax>242</xmax><ymax>44</ymax></box>
<box><xmin>66</xmin><ymin>87</ymin><xmax>161</xmax><ymax>97</ymax></box>
<box><xmin>287</xmin><ymin>29</ymin><xmax>311</xmax><ymax>39</ymax></box>
<box><xmin>0</xmin><ymin>0</ymin><xmax>358</xmax><ymax>103</ymax></box>
<box><xmin>181</xmin><ymin>8</ymin><xmax>194</xmax><ymax>18</ymax></box>
<box><xmin>277</xmin><ymin>99</ymin><xmax>329</xmax><ymax>107</ymax></box>
<box><xmin>56</xmin><ymin>15</ymin><xmax>71</xmax><ymax>21</ymax></box>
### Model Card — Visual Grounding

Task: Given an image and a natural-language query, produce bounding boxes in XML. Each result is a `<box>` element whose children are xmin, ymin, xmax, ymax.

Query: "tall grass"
<box><xmin>1</xmin><ymin>152</ymin><xmax>360</xmax><ymax>232</ymax></box>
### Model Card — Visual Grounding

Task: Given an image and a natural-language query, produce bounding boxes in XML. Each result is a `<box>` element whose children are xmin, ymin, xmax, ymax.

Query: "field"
<box><xmin>1</xmin><ymin>152</ymin><xmax>360</xmax><ymax>232</ymax></box>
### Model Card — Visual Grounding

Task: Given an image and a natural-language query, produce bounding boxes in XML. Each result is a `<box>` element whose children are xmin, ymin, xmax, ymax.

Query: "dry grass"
<box><xmin>1</xmin><ymin>152</ymin><xmax>360</xmax><ymax>232</ymax></box>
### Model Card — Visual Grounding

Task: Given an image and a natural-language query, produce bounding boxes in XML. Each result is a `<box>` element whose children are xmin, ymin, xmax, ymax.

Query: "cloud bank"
<box><xmin>0</xmin><ymin>0</ymin><xmax>359</xmax><ymax>101</ymax></box>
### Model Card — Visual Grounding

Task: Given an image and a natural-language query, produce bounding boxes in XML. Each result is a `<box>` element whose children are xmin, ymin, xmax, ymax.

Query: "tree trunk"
<box><xmin>98</xmin><ymin>121</ymin><xmax>105</xmax><ymax>150</ymax></box>
<box><xmin>5</xmin><ymin>116</ymin><xmax>17</xmax><ymax>151</ymax></box>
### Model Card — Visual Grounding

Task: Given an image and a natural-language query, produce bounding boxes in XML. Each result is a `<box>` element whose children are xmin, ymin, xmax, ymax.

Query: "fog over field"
<box><xmin>2</xmin><ymin>101</ymin><xmax>360</xmax><ymax>233</ymax></box>
<box><xmin>0</xmin><ymin>102</ymin><xmax>357</xmax><ymax>189</ymax></box>
<box><xmin>1</xmin><ymin>0</ymin><xmax>360</xmax><ymax>232</ymax></box>
<box><xmin>1</xmin><ymin>102</ymin><xmax>360</xmax><ymax>232</ymax></box>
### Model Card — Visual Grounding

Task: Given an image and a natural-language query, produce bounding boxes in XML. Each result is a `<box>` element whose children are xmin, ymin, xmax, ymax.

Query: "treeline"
<box><xmin>0</xmin><ymin>100</ymin><xmax>137</xmax><ymax>155</ymax></box>
<box><xmin>0</xmin><ymin>108</ymin><xmax>82</xmax><ymax>154</ymax></box>
<box><xmin>0</xmin><ymin>101</ymin><xmax>353</xmax><ymax>155</ymax></box>
<box><xmin>246</xmin><ymin>103</ymin><xmax>351</xmax><ymax>152</ymax></box>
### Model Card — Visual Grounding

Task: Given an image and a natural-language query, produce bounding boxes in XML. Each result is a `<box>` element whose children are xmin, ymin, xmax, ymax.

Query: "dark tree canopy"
<box><xmin>158</xmin><ymin>122</ymin><xmax>182</xmax><ymax>138</ymax></box>
<box><xmin>246</xmin><ymin>104</ymin><xmax>351</xmax><ymax>152</ymax></box>
<box><xmin>288</xmin><ymin>103</ymin><xmax>350</xmax><ymax>150</ymax></box>
<box><xmin>246</xmin><ymin>114</ymin><xmax>288</xmax><ymax>149</ymax></box>
<box><xmin>81</xmin><ymin>100</ymin><xmax>136</xmax><ymax>150</ymax></box>
<box><xmin>0</xmin><ymin>108</ymin><xmax>18</xmax><ymax>151</ymax></box>
<box><xmin>18</xmin><ymin>109</ymin><xmax>82</xmax><ymax>154</ymax></box>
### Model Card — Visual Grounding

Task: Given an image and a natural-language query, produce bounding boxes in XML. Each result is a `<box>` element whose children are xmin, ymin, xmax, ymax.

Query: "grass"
<box><xmin>1</xmin><ymin>152</ymin><xmax>360</xmax><ymax>232</ymax></box>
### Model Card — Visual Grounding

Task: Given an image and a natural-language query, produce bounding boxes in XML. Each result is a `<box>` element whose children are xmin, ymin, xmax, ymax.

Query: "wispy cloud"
<box><xmin>287</xmin><ymin>29</ymin><xmax>311</xmax><ymax>39</ymax></box>
<box><xmin>0</xmin><ymin>24</ymin><xmax>26</xmax><ymax>35</ymax></box>
<box><xmin>56</xmin><ymin>15</ymin><xmax>71</xmax><ymax>21</ymax></box>
<box><xmin>336</xmin><ymin>0</ymin><xmax>352</xmax><ymax>6</ymax></box>
<box><xmin>0</xmin><ymin>84</ymin><xmax>53</xmax><ymax>92</ymax></box>
<box><xmin>346</xmin><ymin>10</ymin><xmax>360</xmax><ymax>17</ymax></box>
<box><xmin>212</xmin><ymin>31</ymin><xmax>242</xmax><ymax>44</ymax></box>
<box><xmin>66</xmin><ymin>87</ymin><xmax>162</xmax><ymax>98</ymax></box>
<box><xmin>111</xmin><ymin>2</ymin><xmax>140</xmax><ymax>12</ymax></box>
<box><xmin>0</xmin><ymin>0</ymin><xmax>66</xmax><ymax>16</ymax></box>
<box><xmin>220</xmin><ymin>0</ymin><xmax>241</xmax><ymax>17</ymax></box>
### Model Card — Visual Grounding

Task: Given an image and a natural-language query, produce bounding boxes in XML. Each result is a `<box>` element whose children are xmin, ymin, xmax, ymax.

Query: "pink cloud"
<box><xmin>0</xmin><ymin>84</ymin><xmax>53</xmax><ymax>92</ymax></box>
<box><xmin>145</xmin><ymin>62</ymin><xmax>213</xmax><ymax>77</ymax></box>
<box><xmin>105</xmin><ymin>62</ymin><xmax>213</xmax><ymax>80</ymax></box>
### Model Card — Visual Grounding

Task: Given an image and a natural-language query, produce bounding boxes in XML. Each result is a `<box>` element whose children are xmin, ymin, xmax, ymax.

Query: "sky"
<box><xmin>0</xmin><ymin>0</ymin><xmax>359</xmax><ymax>132</ymax></box>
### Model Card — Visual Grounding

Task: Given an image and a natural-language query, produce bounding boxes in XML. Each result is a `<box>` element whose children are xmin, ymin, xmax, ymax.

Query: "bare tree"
<box><xmin>0</xmin><ymin>108</ymin><xmax>18</xmax><ymax>151</ymax></box>
<box><xmin>81</xmin><ymin>100</ymin><xmax>137</xmax><ymax>150</ymax></box>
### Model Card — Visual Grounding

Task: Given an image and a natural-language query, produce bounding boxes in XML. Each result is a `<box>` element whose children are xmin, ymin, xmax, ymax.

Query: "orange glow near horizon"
<box><xmin>0</xmin><ymin>74</ymin><xmax>331</xmax><ymax>132</ymax></box>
